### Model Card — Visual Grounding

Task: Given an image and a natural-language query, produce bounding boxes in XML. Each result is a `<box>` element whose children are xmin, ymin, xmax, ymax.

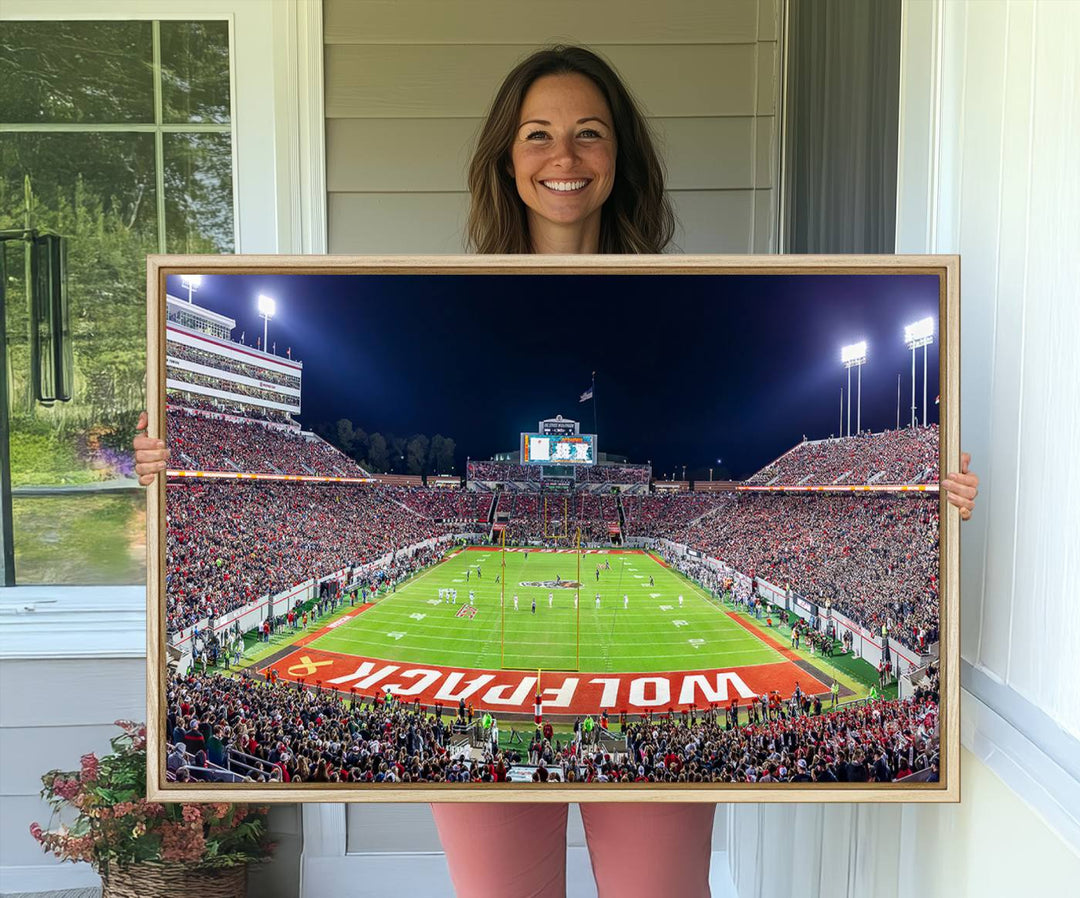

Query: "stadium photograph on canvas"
<box><xmin>145</xmin><ymin>256</ymin><xmax>959</xmax><ymax>803</ymax></box>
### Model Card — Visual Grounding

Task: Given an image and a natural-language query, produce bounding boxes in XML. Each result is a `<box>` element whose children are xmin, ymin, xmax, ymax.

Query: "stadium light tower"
<box><xmin>181</xmin><ymin>274</ymin><xmax>202</xmax><ymax>303</ymax></box>
<box><xmin>840</xmin><ymin>341</ymin><xmax>867</xmax><ymax>437</ymax></box>
<box><xmin>904</xmin><ymin>317</ymin><xmax>934</xmax><ymax>427</ymax></box>
<box><xmin>258</xmin><ymin>294</ymin><xmax>276</xmax><ymax>352</ymax></box>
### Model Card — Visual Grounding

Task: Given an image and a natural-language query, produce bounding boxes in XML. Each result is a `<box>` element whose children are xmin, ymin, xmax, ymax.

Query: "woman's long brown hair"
<box><xmin>466</xmin><ymin>46</ymin><xmax>676</xmax><ymax>254</ymax></box>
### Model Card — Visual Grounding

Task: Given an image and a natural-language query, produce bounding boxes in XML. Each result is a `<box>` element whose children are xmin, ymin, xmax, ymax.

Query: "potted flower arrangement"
<box><xmin>31</xmin><ymin>720</ymin><xmax>274</xmax><ymax>898</ymax></box>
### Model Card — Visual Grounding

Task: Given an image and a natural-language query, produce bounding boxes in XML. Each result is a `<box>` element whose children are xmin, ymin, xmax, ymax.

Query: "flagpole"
<box><xmin>592</xmin><ymin>371</ymin><xmax>597</xmax><ymax>439</ymax></box>
<box><xmin>923</xmin><ymin>343</ymin><xmax>928</xmax><ymax>428</ymax></box>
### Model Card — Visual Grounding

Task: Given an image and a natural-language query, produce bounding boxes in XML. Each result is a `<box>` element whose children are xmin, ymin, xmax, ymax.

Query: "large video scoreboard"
<box><xmin>520</xmin><ymin>432</ymin><xmax>596</xmax><ymax>465</ymax></box>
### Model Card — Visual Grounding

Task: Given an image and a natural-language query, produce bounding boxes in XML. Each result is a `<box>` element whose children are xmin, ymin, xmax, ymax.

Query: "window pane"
<box><xmin>164</xmin><ymin>133</ymin><xmax>235</xmax><ymax>253</ymax></box>
<box><xmin>0</xmin><ymin>132</ymin><xmax>159</xmax><ymax>236</ymax></box>
<box><xmin>0</xmin><ymin>20</ymin><xmax>236</xmax><ymax>586</ymax></box>
<box><xmin>0</xmin><ymin>22</ymin><xmax>154</xmax><ymax>124</ymax></box>
<box><xmin>12</xmin><ymin>494</ymin><xmax>146</xmax><ymax>585</ymax></box>
<box><xmin>2</xmin><ymin>132</ymin><xmax>156</xmax><ymax>584</ymax></box>
<box><xmin>160</xmin><ymin>20</ymin><xmax>232</xmax><ymax>124</ymax></box>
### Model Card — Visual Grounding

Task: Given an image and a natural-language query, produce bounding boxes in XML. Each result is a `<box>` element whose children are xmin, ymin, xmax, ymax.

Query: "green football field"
<box><xmin>310</xmin><ymin>548</ymin><xmax>784</xmax><ymax>673</ymax></box>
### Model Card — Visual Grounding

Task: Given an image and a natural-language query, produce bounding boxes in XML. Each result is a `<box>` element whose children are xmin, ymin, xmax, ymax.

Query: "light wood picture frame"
<box><xmin>146</xmin><ymin>254</ymin><xmax>960</xmax><ymax>804</ymax></box>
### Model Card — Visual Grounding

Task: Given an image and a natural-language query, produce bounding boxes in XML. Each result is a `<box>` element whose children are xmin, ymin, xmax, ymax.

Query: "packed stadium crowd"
<box><xmin>576</xmin><ymin>464</ymin><xmax>651</xmax><ymax>484</ymax></box>
<box><xmin>666</xmin><ymin>493</ymin><xmax>939</xmax><ymax>652</ymax></box>
<box><xmin>167</xmin><ymin>406</ymin><xmax>368</xmax><ymax>477</ymax></box>
<box><xmin>621</xmin><ymin>493</ymin><xmax>731</xmax><ymax>537</ymax></box>
<box><xmin>167</xmin><ymin>341</ymin><xmax>301</xmax><ymax>390</ymax></box>
<box><xmin>606</xmin><ymin>681</ymin><xmax>939</xmax><ymax>784</ymax></box>
<box><xmin>169</xmin><ymin>369</ymin><xmax>298</xmax><ymax>408</ymax></box>
<box><xmin>503</xmin><ymin>494</ymin><xmax>538</xmax><ymax>543</ymax></box>
<box><xmin>167</xmin><ymin>391</ymin><xmax>293</xmax><ymax>425</ymax></box>
<box><xmin>166</xmin><ymin>481</ymin><xmax>448</xmax><ymax>631</ymax></box>
<box><xmin>578</xmin><ymin>493</ymin><xmax>617</xmax><ymax>524</ymax></box>
<box><xmin>572</xmin><ymin>519</ymin><xmax>614</xmax><ymax>544</ymax></box>
<box><xmin>746</xmin><ymin>426</ymin><xmax>939</xmax><ymax>485</ymax></box>
<box><xmin>397</xmin><ymin>487</ymin><xmax>494</xmax><ymax>522</ymax></box>
<box><xmin>468</xmin><ymin>461</ymin><xmax>542</xmax><ymax>482</ymax></box>
<box><xmin>164</xmin><ymin>666</ymin><xmax>938</xmax><ymax>785</ymax></box>
<box><xmin>501</xmin><ymin>492</ymin><xmax>613</xmax><ymax>544</ymax></box>
<box><xmin>466</xmin><ymin>460</ymin><xmax>651</xmax><ymax>486</ymax></box>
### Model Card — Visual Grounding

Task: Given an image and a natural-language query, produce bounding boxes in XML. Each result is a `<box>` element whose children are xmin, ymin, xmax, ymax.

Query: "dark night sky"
<box><xmin>166</xmin><ymin>272</ymin><xmax>942</xmax><ymax>480</ymax></box>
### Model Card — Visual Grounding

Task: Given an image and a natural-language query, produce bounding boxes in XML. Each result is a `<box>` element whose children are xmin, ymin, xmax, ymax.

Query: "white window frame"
<box><xmin>0</xmin><ymin>0</ymin><xmax>326</xmax><ymax>658</ymax></box>
<box><xmin>1</xmin><ymin>0</ymin><xmax>326</xmax><ymax>255</ymax></box>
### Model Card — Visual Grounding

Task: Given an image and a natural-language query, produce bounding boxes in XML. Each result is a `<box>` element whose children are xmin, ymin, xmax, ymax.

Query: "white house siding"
<box><xmin>324</xmin><ymin>0</ymin><xmax>781</xmax><ymax>254</ymax></box>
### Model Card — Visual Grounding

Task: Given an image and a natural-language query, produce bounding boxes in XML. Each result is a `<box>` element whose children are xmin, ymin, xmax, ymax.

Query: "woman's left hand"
<box><xmin>941</xmin><ymin>451</ymin><xmax>979</xmax><ymax>521</ymax></box>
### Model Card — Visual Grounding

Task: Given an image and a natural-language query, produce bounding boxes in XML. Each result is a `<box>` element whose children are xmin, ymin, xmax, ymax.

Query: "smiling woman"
<box><xmin>466</xmin><ymin>45</ymin><xmax>674</xmax><ymax>255</ymax></box>
<box><xmin>131</xmin><ymin>41</ymin><xmax>978</xmax><ymax>898</ymax></box>
<box><xmin>509</xmin><ymin>73</ymin><xmax>617</xmax><ymax>253</ymax></box>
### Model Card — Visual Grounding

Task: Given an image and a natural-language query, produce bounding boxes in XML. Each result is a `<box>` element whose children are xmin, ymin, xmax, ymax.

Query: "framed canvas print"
<box><xmin>145</xmin><ymin>254</ymin><xmax>959</xmax><ymax>803</ymax></box>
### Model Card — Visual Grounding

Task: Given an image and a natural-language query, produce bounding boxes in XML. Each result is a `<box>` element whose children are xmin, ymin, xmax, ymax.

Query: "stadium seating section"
<box><xmin>746</xmin><ymin>426</ymin><xmax>939</xmax><ymax>485</ymax></box>
<box><xmin>168</xmin><ymin>405</ymin><xmax>368</xmax><ymax>477</ymax></box>
<box><xmin>164</xmin><ymin>666</ymin><xmax>939</xmax><ymax>784</ymax></box>
<box><xmin>166</xmin><ymin>415</ymin><xmax>939</xmax><ymax>650</ymax></box>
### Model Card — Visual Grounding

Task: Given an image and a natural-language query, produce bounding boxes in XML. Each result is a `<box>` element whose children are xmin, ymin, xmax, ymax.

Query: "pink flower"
<box><xmin>181</xmin><ymin>805</ymin><xmax>202</xmax><ymax>824</ymax></box>
<box><xmin>65</xmin><ymin>834</ymin><xmax>96</xmax><ymax>864</ymax></box>
<box><xmin>29</xmin><ymin>822</ymin><xmax>44</xmax><ymax>842</ymax></box>
<box><xmin>52</xmin><ymin>777</ymin><xmax>80</xmax><ymax>801</ymax></box>
<box><xmin>80</xmin><ymin>753</ymin><xmax>100</xmax><ymax>782</ymax></box>
<box><xmin>204</xmin><ymin>802</ymin><xmax>231</xmax><ymax>820</ymax></box>
<box><xmin>160</xmin><ymin>821</ymin><xmax>206</xmax><ymax>863</ymax></box>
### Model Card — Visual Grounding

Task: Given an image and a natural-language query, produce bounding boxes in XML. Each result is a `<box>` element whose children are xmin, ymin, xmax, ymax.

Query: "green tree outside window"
<box><xmin>0</xmin><ymin>20</ymin><xmax>234</xmax><ymax>584</ymax></box>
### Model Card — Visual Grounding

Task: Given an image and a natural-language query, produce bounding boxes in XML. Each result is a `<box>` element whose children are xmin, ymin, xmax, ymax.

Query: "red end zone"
<box><xmin>260</xmin><ymin>647</ymin><xmax>826</xmax><ymax>715</ymax></box>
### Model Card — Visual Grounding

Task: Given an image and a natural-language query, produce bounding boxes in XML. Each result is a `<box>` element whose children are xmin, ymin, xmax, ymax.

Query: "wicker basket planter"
<box><xmin>32</xmin><ymin>724</ymin><xmax>273</xmax><ymax>893</ymax></box>
<box><xmin>101</xmin><ymin>862</ymin><xmax>247</xmax><ymax>898</ymax></box>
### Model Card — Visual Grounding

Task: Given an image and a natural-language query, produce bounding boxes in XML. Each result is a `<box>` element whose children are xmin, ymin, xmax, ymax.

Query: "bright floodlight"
<box><xmin>257</xmin><ymin>294</ymin><xmax>277</xmax><ymax>317</ymax></box>
<box><xmin>905</xmin><ymin>317</ymin><xmax>934</xmax><ymax>345</ymax></box>
<box><xmin>841</xmin><ymin>341</ymin><xmax>867</xmax><ymax>366</ymax></box>
<box><xmin>905</xmin><ymin>317</ymin><xmax>935</xmax><ymax>427</ymax></box>
<box><xmin>180</xmin><ymin>274</ymin><xmax>202</xmax><ymax>302</ymax></box>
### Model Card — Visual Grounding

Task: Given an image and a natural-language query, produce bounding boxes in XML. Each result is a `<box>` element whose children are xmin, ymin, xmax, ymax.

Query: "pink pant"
<box><xmin>431</xmin><ymin>802</ymin><xmax>715</xmax><ymax>898</ymax></box>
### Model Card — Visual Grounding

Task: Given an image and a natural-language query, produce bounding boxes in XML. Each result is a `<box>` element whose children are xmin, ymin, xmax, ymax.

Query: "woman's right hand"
<box><xmin>133</xmin><ymin>411</ymin><xmax>170</xmax><ymax>485</ymax></box>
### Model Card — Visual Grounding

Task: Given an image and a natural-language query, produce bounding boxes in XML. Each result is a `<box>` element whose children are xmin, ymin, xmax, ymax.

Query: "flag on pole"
<box><xmin>580</xmin><ymin>372</ymin><xmax>596</xmax><ymax>403</ymax></box>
